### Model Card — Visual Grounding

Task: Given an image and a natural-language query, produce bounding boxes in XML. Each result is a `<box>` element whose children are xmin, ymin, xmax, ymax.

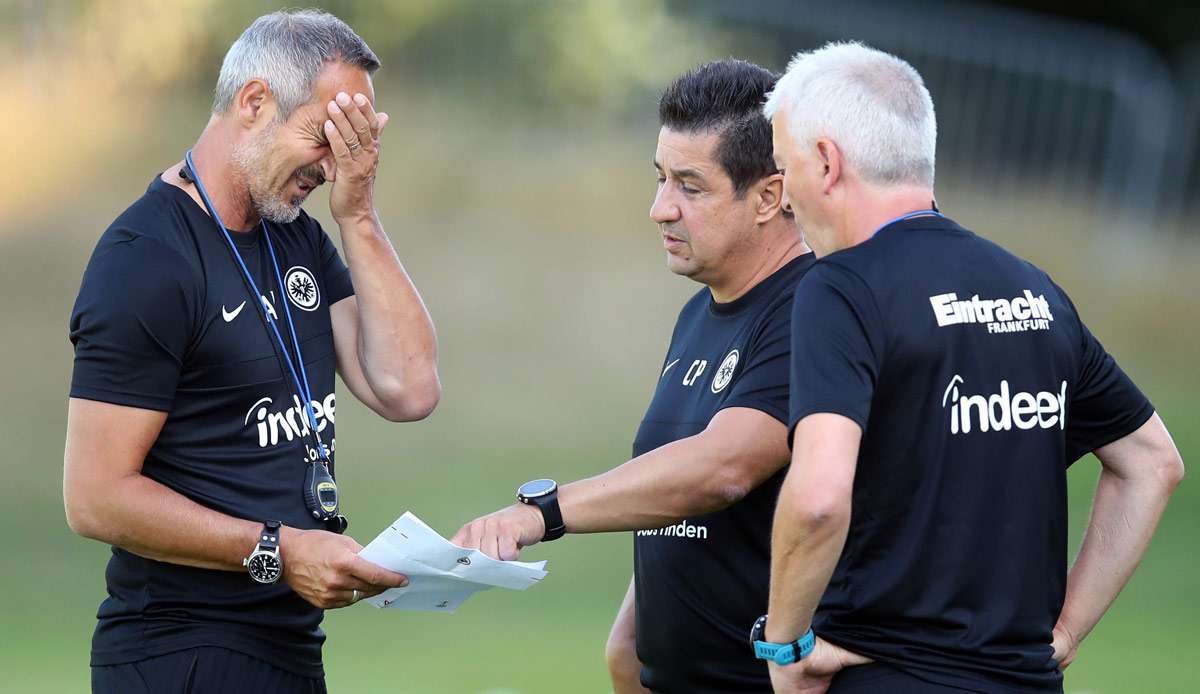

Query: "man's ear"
<box><xmin>234</xmin><ymin>79</ymin><xmax>275</xmax><ymax>128</ymax></box>
<box><xmin>754</xmin><ymin>173</ymin><xmax>785</xmax><ymax>224</ymax></box>
<box><xmin>816</xmin><ymin>139</ymin><xmax>843</xmax><ymax>195</ymax></box>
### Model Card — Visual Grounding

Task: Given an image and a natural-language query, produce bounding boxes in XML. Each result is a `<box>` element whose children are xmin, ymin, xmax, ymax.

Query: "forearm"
<box><xmin>68</xmin><ymin>471</ymin><xmax>260</xmax><ymax>571</ymax></box>
<box><xmin>338</xmin><ymin>213</ymin><xmax>438</xmax><ymax>403</ymax></box>
<box><xmin>764</xmin><ymin>474</ymin><xmax>849</xmax><ymax>642</ymax></box>
<box><xmin>1057</xmin><ymin>467</ymin><xmax>1178</xmax><ymax>644</ymax></box>
<box><xmin>764</xmin><ymin>414</ymin><xmax>860</xmax><ymax>642</ymax></box>
<box><xmin>607</xmin><ymin>576</ymin><xmax>649</xmax><ymax>694</ymax></box>
<box><xmin>559</xmin><ymin>433</ymin><xmax>757</xmax><ymax>533</ymax></box>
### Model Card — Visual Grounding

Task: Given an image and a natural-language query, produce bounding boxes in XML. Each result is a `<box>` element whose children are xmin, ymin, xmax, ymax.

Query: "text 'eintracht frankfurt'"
<box><xmin>929</xmin><ymin>290</ymin><xmax>1053</xmax><ymax>334</ymax></box>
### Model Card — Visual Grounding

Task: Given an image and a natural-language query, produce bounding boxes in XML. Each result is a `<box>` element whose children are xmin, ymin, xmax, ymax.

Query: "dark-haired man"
<box><xmin>452</xmin><ymin>59</ymin><xmax>812</xmax><ymax>693</ymax></box>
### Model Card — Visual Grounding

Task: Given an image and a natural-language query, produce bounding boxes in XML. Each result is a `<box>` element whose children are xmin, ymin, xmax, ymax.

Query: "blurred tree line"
<box><xmin>2</xmin><ymin>0</ymin><xmax>740</xmax><ymax>219</ymax></box>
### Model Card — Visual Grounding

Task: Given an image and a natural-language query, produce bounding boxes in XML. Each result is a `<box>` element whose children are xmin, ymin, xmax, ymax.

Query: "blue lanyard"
<box><xmin>870</xmin><ymin>209</ymin><xmax>944</xmax><ymax>237</ymax></box>
<box><xmin>184</xmin><ymin>150</ymin><xmax>329</xmax><ymax>462</ymax></box>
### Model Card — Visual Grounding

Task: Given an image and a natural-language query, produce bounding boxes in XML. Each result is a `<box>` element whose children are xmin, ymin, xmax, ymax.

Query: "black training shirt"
<box><xmin>788</xmin><ymin>215</ymin><xmax>1153</xmax><ymax>692</ymax></box>
<box><xmin>69</xmin><ymin>175</ymin><xmax>354</xmax><ymax>677</ymax></box>
<box><xmin>633</xmin><ymin>253</ymin><xmax>815</xmax><ymax>693</ymax></box>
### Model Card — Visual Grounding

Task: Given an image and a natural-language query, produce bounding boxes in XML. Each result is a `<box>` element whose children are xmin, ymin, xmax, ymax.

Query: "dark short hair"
<box><xmin>658</xmin><ymin>59</ymin><xmax>780</xmax><ymax>197</ymax></box>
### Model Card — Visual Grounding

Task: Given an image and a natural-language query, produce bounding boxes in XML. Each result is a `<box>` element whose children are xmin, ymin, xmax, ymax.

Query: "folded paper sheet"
<box><xmin>357</xmin><ymin>512</ymin><xmax>548</xmax><ymax>612</ymax></box>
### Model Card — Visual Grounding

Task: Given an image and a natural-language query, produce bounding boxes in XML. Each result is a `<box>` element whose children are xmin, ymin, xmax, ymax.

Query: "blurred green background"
<box><xmin>1</xmin><ymin>1</ymin><xmax>1196</xmax><ymax>692</ymax></box>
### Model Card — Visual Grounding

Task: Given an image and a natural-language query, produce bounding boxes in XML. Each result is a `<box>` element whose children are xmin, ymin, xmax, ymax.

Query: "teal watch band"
<box><xmin>753</xmin><ymin>628</ymin><xmax>816</xmax><ymax>665</ymax></box>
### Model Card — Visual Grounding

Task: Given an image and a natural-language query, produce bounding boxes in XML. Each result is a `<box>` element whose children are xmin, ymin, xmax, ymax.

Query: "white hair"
<box><xmin>212</xmin><ymin>9</ymin><xmax>379</xmax><ymax>120</ymax></box>
<box><xmin>764</xmin><ymin>42</ymin><xmax>937</xmax><ymax>188</ymax></box>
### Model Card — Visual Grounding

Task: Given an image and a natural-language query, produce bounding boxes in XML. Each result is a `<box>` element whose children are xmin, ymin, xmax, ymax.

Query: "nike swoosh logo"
<box><xmin>661</xmin><ymin>358</ymin><xmax>681</xmax><ymax>378</ymax></box>
<box><xmin>222</xmin><ymin>301</ymin><xmax>247</xmax><ymax>322</ymax></box>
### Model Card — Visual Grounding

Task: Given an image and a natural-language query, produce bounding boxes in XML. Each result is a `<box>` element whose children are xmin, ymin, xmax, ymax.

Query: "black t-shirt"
<box><xmin>632</xmin><ymin>253</ymin><xmax>815</xmax><ymax>693</ymax></box>
<box><xmin>69</xmin><ymin>176</ymin><xmax>355</xmax><ymax>678</ymax></box>
<box><xmin>787</xmin><ymin>215</ymin><xmax>1153</xmax><ymax>693</ymax></box>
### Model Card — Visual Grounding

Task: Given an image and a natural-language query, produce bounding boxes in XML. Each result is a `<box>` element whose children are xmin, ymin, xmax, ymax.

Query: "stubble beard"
<box><xmin>232</xmin><ymin>123</ymin><xmax>303</xmax><ymax>225</ymax></box>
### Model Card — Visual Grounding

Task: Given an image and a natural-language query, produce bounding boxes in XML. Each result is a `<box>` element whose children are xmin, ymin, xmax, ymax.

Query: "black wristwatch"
<box><xmin>517</xmin><ymin>479</ymin><xmax>566</xmax><ymax>542</ymax></box>
<box><xmin>243</xmin><ymin>520</ymin><xmax>283</xmax><ymax>584</ymax></box>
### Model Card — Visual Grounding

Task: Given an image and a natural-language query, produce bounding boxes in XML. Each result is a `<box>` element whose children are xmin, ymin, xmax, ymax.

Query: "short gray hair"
<box><xmin>764</xmin><ymin>42</ymin><xmax>937</xmax><ymax>188</ymax></box>
<box><xmin>212</xmin><ymin>9</ymin><xmax>380</xmax><ymax>120</ymax></box>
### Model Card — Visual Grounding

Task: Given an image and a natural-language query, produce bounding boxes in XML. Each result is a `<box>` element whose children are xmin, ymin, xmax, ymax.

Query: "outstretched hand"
<box><xmin>451</xmin><ymin>504</ymin><xmax>545</xmax><ymax>561</ymax></box>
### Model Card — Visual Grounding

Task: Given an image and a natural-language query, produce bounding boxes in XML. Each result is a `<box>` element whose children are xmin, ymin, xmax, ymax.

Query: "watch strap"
<box><xmin>258</xmin><ymin>521</ymin><xmax>281</xmax><ymax>551</ymax></box>
<box><xmin>753</xmin><ymin>628</ymin><xmax>816</xmax><ymax>665</ymax></box>
<box><xmin>533</xmin><ymin>494</ymin><xmax>566</xmax><ymax>542</ymax></box>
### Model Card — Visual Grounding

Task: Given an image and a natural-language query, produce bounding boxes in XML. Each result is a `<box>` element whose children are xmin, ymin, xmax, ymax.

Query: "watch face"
<box><xmin>750</xmin><ymin>614</ymin><xmax>768</xmax><ymax>643</ymax></box>
<box><xmin>247</xmin><ymin>552</ymin><xmax>282</xmax><ymax>583</ymax></box>
<box><xmin>517</xmin><ymin>478</ymin><xmax>557</xmax><ymax>499</ymax></box>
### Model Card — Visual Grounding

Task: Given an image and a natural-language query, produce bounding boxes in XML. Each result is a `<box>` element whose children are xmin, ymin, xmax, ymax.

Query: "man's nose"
<box><xmin>649</xmin><ymin>187</ymin><xmax>680</xmax><ymax>224</ymax></box>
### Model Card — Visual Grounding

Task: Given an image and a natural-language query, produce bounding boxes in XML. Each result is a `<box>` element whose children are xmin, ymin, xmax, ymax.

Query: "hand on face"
<box><xmin>450</xmin><ymin>503</ymin><xmax>546</xmax><ymax>561</ymax></box>
<box><xmin>323</xmin><ymin>91</ymin><xmax>389</xmax><ymax>223</ymax></box>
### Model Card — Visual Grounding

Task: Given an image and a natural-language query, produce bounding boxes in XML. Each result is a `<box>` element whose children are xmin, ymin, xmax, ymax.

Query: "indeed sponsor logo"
<box><xmin>244</xmin><ymin>393</ymin><xmax>336</xmax><ymax>450</ymax></box>
<box><xmin>930</xmin><ymin>290</ymin><xmax>1053</xmax><ymax>334</ymax></box>
<box><xmin>635</xmin><ymin>520</ymin><xmax>708</xmax><ymax>540</ymax></box>
<box><xmin>941</xmin><ymin>375</ymin><xmax>1066</xmax><ymax>434</ymax></box>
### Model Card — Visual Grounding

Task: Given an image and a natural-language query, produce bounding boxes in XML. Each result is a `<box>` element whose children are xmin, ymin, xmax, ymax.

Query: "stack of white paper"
<box><xmin>357</xmin><ymin>511</ymin><xmax>548</xmax><ymax>612</ymax></box>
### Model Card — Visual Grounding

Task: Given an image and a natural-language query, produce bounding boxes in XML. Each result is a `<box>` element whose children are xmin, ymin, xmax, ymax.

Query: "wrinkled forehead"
<box><xmin>286</xmin><ymin>61</ymin><xmax>376</xmax><ymax>121</ymax></box>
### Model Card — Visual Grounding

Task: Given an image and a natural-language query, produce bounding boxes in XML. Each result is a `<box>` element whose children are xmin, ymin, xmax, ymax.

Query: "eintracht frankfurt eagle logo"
<box><xmin>285</xmin><ymin>266</ymin><xmax>320</xmax><ymax>311</ymax></box>
<box><xmin>711</xmin><ymin>350</ymin><xmax>739</xmax><ymax>393</ymax></box>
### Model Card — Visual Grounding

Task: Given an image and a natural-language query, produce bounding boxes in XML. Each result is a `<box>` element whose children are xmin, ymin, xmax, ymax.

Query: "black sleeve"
<box><xmin>719</xmin><ymin>298</ymin><xmax>792</xmax><ymax>424</ymax></box>
<box><xmin>787</xmin><ymin>263</ymin><xmax>885</xmax><ymax>442</ymax></box>
<box><xmin>68</xmin><ymin>232</ymin><xmax>200</xmax><ymax>412</ymax></box>
<box><xmin>312</xmin><ymin>218</ymin><xmax>354</xmax><ymax>305</ymax></box>
<box><xmin>1065</xmin><ymin>320</ymin><xmax>1154</xmax><ymax>463</ymax></box>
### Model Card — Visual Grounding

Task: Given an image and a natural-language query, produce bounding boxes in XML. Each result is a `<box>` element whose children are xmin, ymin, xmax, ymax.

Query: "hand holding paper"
<box><xmin>357</xmin><ymin>512</ymin><xmax>548</xmax><ymax>612</ymax></box>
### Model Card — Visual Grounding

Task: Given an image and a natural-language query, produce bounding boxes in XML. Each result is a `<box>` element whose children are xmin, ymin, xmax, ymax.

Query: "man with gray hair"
<box><xmin>64</xmin><ymin>10</ymin><xmax>439</xmax><ymax>692</ymax></box>
<box><xmin>754</xmin><ymin>42</ymin><xmax>1183</xmax><ymax>692</ymax></box>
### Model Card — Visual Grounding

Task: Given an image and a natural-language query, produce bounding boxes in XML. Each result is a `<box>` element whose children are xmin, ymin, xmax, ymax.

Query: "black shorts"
<box><xmin>91</xmin><ymin>646</ymin><xmax>326</xmax><ymax>694</ymax></box>
<box><xmin>829</xmin><ymin>663</ymin><xmax>976</xmax><ymax>693</ymax></box>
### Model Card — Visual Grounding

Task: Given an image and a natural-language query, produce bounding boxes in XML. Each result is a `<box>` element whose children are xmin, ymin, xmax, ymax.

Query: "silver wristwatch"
<box><xmin>243</xmin><ymin>520</ymin><xmax>283</xmax><ymax>584</ymax></box>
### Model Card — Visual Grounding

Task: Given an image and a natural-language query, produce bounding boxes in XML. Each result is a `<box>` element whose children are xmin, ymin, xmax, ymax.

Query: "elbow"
<box><xmin>64</xmin><ymin>503</ymin><xmax>89</xmax><ymax>537</ymax></box>
<box><xmin>64</xmin><ymin>472</ymin><xmax>131</xmax><ymax>544</ymax></box>
<box><xmin>1159</xmin><ymin>450</ymin><xmax>1185</xmax><ymax>492</ymax></box>
<box><xmin>376</xmin><ymin>371</ymin><xmax>442</xmax><ymax>422</ymax></box>
<box><xmin>64</xmin><ymin>492</ymin><xmax>105</xmax><ymax>541</ymax></box>
<box><xmin>782</xmin><ymin>487</ymin><xmax>851</xmax><ymax>536</ymax></box>
<box><xmin>798</xmin><ymin>505</ymin><xmax>850</xmax><ymax>534</ymax></box>
<box><xmin>691</xmin><ymin>431</ymin><xmax>766</xmax><ymax>511</ymax></box>
<box><xmin>704</xmin><ymin>466</ymin><xmax>755</xmax><ymax>510</ymax></box>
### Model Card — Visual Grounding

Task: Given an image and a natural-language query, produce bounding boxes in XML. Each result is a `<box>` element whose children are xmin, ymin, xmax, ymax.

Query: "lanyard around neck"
<box><xmin>183</xmin><ymin>150</ymin><xmax>330</xmax><ymax>463</ymax></box>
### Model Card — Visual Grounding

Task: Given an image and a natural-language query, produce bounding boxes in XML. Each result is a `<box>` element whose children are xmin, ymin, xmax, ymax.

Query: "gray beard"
<box><xmin>231</xmin><ymin>128</ymin><xmax>303</xmax><ymax>224</ymax></box>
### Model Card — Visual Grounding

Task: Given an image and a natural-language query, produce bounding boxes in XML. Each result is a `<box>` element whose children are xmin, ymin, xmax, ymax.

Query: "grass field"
<box><xmin>1</xmin><ymin>108</ymin><xmax>1196</xmax><ymax>692</ymax></box>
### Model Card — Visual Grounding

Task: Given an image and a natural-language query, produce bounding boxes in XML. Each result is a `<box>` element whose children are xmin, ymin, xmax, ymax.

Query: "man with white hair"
<box><xmin>755</xmin><ymin>42</ymin><xmax>1184</xmax><ymax>692</ymax></box>
<box><xmin>64</xmin><ymin>10</ymin><xmax>439</xmax><ymax>692</ymax></box>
